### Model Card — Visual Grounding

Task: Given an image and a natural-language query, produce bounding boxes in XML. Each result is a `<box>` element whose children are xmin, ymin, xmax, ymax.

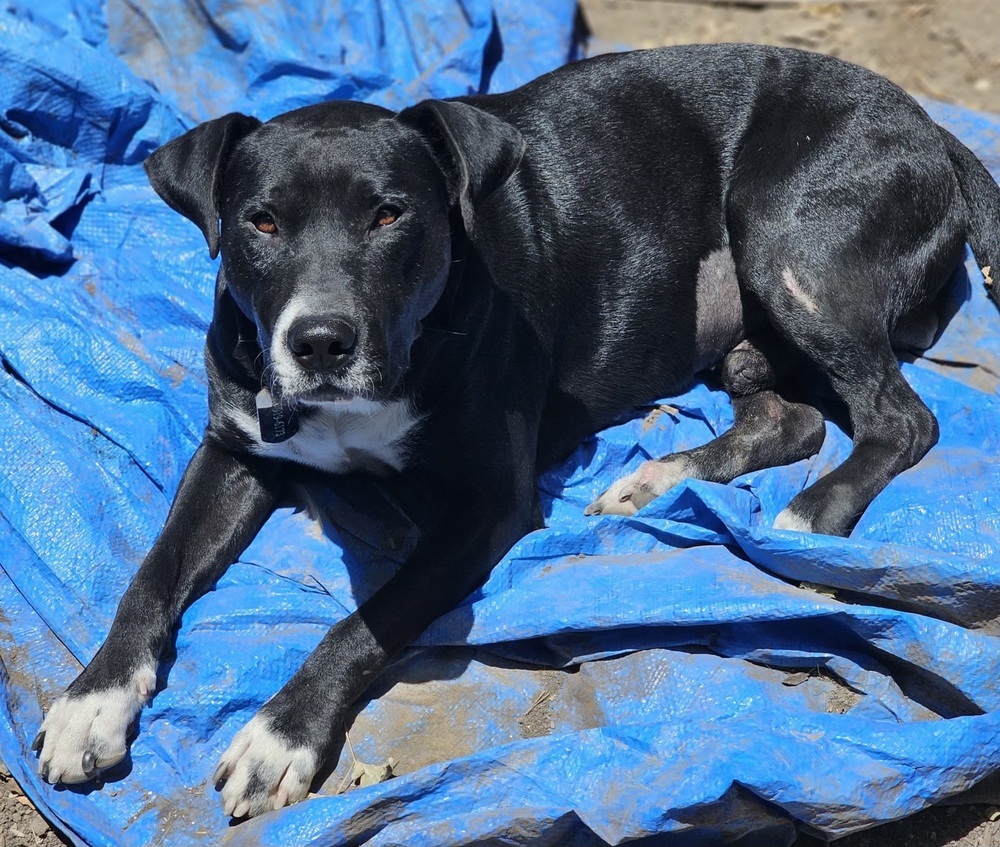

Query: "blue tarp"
<box><xmin>1</xmin><ymin>2</ymin><xmax>1000</xmax><ymax>845</ymax></box>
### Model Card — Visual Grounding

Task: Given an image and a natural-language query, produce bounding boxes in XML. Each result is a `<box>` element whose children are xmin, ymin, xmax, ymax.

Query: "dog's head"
<box><xmin>144</xmin><ymin>99</ymin><xmax>524</xmax><ymax>406</ymax></box>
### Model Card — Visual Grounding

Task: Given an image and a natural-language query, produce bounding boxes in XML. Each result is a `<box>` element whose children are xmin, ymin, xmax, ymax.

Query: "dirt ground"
<box><xmin>0</xmin><ymin>762</ymin><xmax>66</xmax><ymax>847</ymax></box>
<box><xmin>4</xmin><ymin>3</ymin><xmax>1000</xmax><ymax>846</ymax></box>
<box><xmin>577</xmin><ymin>3</ymin><xmax>1000</xmax><ymax>845</ymax></box>
<box><xmin>579</xmin><ymin>0</ymin><xmax>1000</xmax><ymax>114</ymax></box>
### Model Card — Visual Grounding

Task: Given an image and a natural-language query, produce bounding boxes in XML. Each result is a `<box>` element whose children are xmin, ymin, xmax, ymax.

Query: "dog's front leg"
<box><xmin>35</xmin><ymin>437</ymin><xmax>280</xmax><ymax>785</ymax></box>
<box><xmin>214</xmin><ymin>488</ymin><xmax>536</xmax><ymax>817</ymax></box>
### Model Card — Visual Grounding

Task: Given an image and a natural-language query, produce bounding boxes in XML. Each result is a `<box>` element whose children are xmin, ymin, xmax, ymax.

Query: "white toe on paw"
<box><xmin>585</xmin><ymin>458</ymin><xmax>689</xmax><ymax>516</ymax></box>
<box><xmin>585</xmin><ymin>474</ymin><xmax>640</xmax><ymax>517</ymax></box>
<box><xmin>773</xmin><ymin>507</ymin><xmax>814</xmax><ymax>533</ymax></box>
<box><xmin>215</xmin><ymin>715</ymin><xmax>319</xmax><ymax>818</ymax></box>
<box><xmin>36</xmin><ymin>666</ymin><xmax>156</xmax><ymax>785</ymax></box>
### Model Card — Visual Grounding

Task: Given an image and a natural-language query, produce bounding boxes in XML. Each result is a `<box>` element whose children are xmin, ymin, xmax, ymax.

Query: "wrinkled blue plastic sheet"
<box><xmin>2</xmin><ymin>2</ymin><xmax>1000</xmax><ymax>844</ymax></box>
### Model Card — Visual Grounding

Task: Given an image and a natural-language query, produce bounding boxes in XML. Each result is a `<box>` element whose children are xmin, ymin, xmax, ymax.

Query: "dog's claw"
<box><xmin>273</xmin><ymin>787</ymin><xmax>289</xmax><ymax>811</ymax></box>
<box><xmin>31</xmin><ymin>731</ymin><xmax>45</xmax><ymax>752</ymax></box>
<box><xmin>213</xmin><ymin>761</ymin><xmax>230</xmax><ymax>789</ymax></box>
<box><xmin>82</xmin><ymin>750</ymin><xmax>96</xmax><ymax>774</ymax></box>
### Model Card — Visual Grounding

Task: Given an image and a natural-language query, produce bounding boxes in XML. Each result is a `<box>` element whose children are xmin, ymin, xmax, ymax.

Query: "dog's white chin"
<box><xmin>299</xmin><ymin>394</ymin><xmax>388</xmax><ymax>415</ymax></box>
<box><xmin>278</xmin><ymin>377</ymin><xmax>397</xmax><ymax>412</ymax></box>
<box><xmin>294</xmin><ymin>385</ymin><xmax>364</xmax><ymax>404</ymax></box>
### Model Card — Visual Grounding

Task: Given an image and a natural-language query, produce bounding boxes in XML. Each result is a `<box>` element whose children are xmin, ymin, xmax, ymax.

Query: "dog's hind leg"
<box><xmin>771</xmin><ymin>343</ymin><xmax>938</xmax><ymax>536</ymax></box>
<box><xmin>765</xmin><ymin>315</ymin><xmax>939</xmax><ymax>537</ymax></box>
<box><xmin>717</xmin><ymin>112</ymin><xmax>966</xmax><ymax>535</ymax></box>
<box><xmin>586</xmin><ymin>337</ymin><xmax>825</xmax><ymax>516</ymax></box>
<box><xmin>741</xmin><ymin>259</ymin><xmax>942</xmax><ymax>537</ymax></box>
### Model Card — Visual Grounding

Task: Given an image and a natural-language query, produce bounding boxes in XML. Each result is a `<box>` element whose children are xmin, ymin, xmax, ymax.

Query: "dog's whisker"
<box><xmin>423</xmin><ymin>325</ymin><xmax>467</xmax><ymax>337</ymax></box>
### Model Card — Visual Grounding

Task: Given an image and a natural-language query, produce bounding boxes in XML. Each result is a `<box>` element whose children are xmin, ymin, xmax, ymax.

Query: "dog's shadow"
<box><xmin>279</xmin><ymin>473</ymin><xmax>553</xmax><ymax>793</ymax></box>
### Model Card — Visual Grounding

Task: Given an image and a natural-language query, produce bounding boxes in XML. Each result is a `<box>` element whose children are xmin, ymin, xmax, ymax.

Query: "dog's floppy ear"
<box><xmin>143</xmin><ymin>113</ymin><xmax>262</xmax><ymax>259</ymax></box>
<box><xmin>399</xmin><ymin>100</ymin><xmax>525</xmax><ymax>234</ymax></box>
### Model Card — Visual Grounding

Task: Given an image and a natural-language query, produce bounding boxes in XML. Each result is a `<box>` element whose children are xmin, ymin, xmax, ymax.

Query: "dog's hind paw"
<box><xmin>35</xmin><ymin>667</ymin><xmax>156</xmax><ymax>785</ymax></box>
<box><xmin>585</xmin><ymin>457</ymin><xmax>689</xmax><ymax>517</ymax></box>
<box><xmin>214</xmin><ymin>715</ymin><xmax>319</xmax><ymax>818</ymax></box>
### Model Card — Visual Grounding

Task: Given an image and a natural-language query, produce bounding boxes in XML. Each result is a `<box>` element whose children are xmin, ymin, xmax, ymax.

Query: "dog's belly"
<box><xmin>537</xmin><ymin>247</ymin><xmax>749</xmax><ymax>467</ymax></box>
<box><xmin>224</xmin><ymin>398</ymin><xmax>422</xmax><ymax>473</ymax></box>
<box><xmin>693</xmin><ymin>247</ymin><xmax>747</xmax><ymax>371</ymax></box>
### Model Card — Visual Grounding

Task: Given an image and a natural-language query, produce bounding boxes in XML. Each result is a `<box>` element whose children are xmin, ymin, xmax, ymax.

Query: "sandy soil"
<box><xmin>0</xmin><ymin>762</ymin><xmax>65</xmax><ymax>847</ymax></box>
<box><xmin>579</xmin><ymin>0</ymin><xmax>1000</xmax><ymax>114</ymax></box>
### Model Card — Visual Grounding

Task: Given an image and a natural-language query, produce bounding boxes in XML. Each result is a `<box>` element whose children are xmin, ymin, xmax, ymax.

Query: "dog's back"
<box><xmin>453</xmin><ymin>45</ymin><xmax>969</xmax><ymax>466</ymax></box>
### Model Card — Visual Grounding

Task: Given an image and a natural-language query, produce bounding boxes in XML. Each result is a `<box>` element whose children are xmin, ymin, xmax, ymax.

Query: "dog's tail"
<box><xmin>940</xmin><ymin>126</ymin><xmax>1000</xmax><ymax>308</ymax></box>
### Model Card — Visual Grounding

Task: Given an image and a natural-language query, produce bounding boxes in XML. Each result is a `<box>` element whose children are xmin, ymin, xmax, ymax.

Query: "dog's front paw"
<box><xmin>773</xmin><ymin>505</ymin><xmax>815</xmax><ymax>533</ymax></box>
<box><xmin>214</xmin><ymin>715</ymin><xmax>320</xmax><ymax>818</ymax></box>
<box><xmin>585</xmin><ymin>457</ymin><xmax>689</xmax><ymax>516</ymax></box>
<box><xmin>34</xmin><ymin>667</ymin><xmax>156</xmax><ymax>785</ymax></box>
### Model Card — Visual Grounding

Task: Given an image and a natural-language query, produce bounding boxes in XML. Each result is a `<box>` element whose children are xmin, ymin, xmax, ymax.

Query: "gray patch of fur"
<box><xmin>694</xmin><ymin>248</ymin><xmax>745</xmax><ymax>369</ymax></box>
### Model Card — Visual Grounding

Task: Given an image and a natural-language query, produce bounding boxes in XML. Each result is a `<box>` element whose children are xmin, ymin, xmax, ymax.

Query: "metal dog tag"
<box><xmin>255</xmin><ymin>389</ymin><xmax>299</xmax><ymax>443</ymax></box>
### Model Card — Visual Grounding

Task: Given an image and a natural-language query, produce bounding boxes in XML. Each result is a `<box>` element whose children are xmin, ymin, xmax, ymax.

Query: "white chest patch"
<box><xmin>225</xmin><ymin>398</ymin><xmax>422</xmax><ymax>474</ymax></box>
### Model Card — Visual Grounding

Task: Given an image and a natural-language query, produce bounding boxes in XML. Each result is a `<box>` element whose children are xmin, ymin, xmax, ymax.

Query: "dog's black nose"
<box><xmin>287</xmin><ymin>316</ymin><xmax>358</xmax><ymax>372</ymax></box>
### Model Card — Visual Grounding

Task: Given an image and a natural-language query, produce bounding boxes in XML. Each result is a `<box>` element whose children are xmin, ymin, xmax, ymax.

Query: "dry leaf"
<box><xmin>336</xmin><ymin>728</ymin><xmax>397</xmax><ymax>794</ymax></box>
<box><xmin>336</xmin><ymin>758</ymin><xmax>397</xmax><ymax>794</ymax></box>
<box><xmin>799</xmin><ymin>581</ymin><xmax>838</xmax><ymax>598</ymax></box>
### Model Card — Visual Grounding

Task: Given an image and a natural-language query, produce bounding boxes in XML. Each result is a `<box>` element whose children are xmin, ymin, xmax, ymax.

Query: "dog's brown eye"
<box><xmin>252</xmin><ymin>213</ymin><xmax>277</xmax><ymax>235</ymax></box>
<box><xmin>375</xmin><ymin>206</ymin><xmax>400</xmax><ymax>227</ymax></box>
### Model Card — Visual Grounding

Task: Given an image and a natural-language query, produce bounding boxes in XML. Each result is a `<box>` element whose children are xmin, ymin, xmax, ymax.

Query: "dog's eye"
<box><xmin>252</xmin><ymin>213</ymin><xmax>278</xmax><ymax>235</ymax></box>
<box><xmin>374</xmin><ymin>206</ymin><xmax>400</xmax><ymax>228</ymax></box>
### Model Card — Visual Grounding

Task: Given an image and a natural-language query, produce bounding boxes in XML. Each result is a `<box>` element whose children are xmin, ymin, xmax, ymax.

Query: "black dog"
<box><xmin>35</xmin><ymin>44</ymin><xmax>1000</xmax><ymax>817</ymax></box>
